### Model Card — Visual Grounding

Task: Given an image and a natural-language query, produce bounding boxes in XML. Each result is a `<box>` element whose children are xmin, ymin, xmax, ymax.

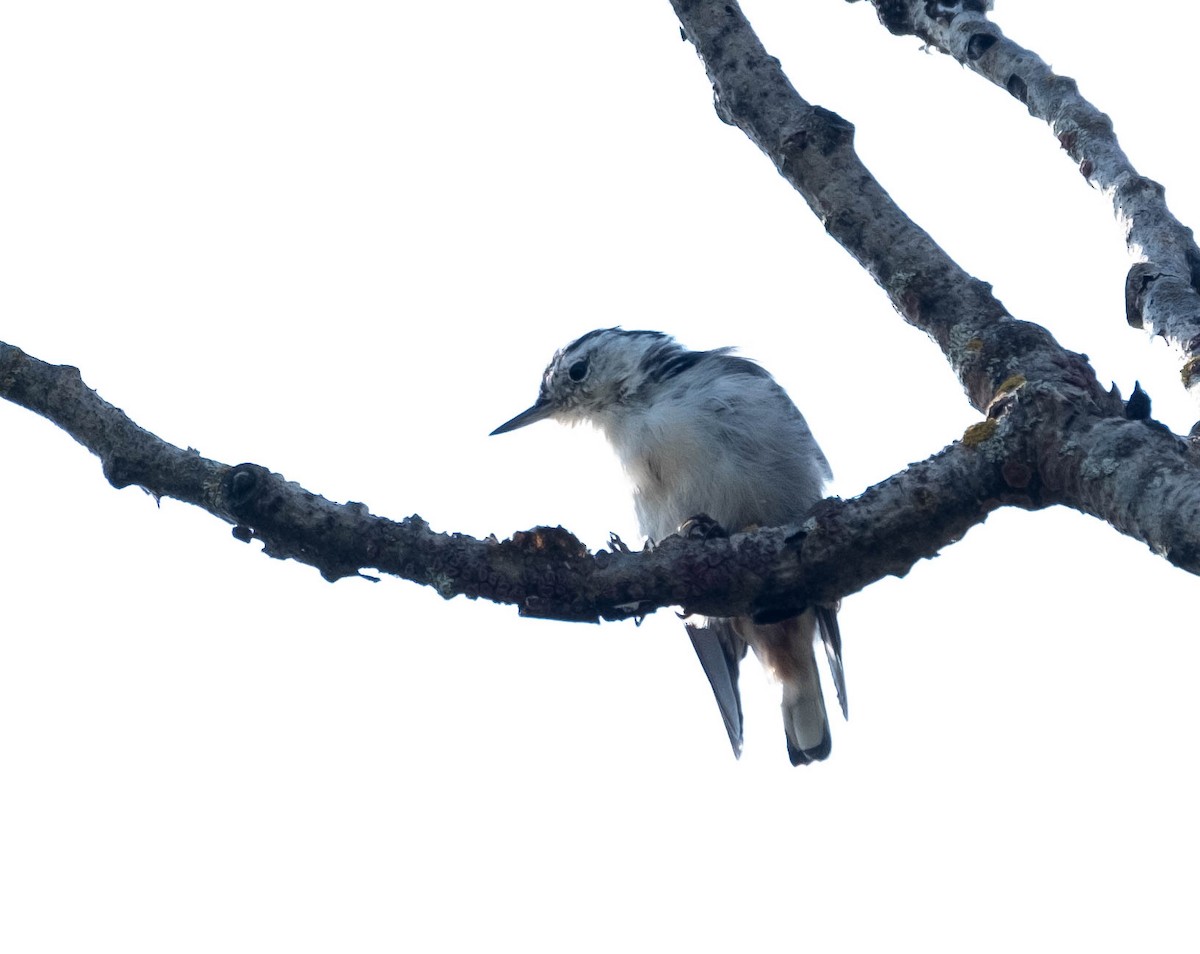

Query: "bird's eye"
<box><xmin>568</xmin><ymin>358</ymin><xmax>589</xmax><ymax>382</ymax></box>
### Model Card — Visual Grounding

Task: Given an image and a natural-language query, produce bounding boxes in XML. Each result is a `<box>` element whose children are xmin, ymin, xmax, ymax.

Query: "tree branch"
<box><xmin>7</xmin><ymin>332</ymin><xmax>1200</xmax><ymax>624</ymax></box>
<box><xmin>672</xmin><ymin>0</ymin><xmax>1108</xmax><ymax>413</ymax></box>
<box><xmin>851</xmin><ymin>0</ymin><xmax>1200</xmax><ymax>392</ymax></box>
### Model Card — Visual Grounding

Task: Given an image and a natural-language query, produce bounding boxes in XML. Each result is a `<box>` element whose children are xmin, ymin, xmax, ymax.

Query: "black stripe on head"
<box><xmin>639</xmin><ymin>343</ymin><xmax>772</xmax><ymax>385</ymax></box>
<box><xmin>560</xmin><ymin>327</ymin><xmax>666</xmax><ymax>358</ymax></box>
<box><xmin>562</xmin><ymin>327</ymin><xmax>615</xmax><ymax>357</ymax></box>
<box><xmin>710</xmin><ymin>352</ymin><xmax>772</xmax><ymax>380</ymax></box>
<box><xmin>642</xmin><ymin>346</ymin><xmax>704</xmax><ymax>382</ymax></box>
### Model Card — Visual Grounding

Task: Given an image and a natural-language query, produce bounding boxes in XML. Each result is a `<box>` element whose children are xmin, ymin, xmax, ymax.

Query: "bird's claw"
<box><xmin>608</xmin><ymin>531</ymin><xmax>632</xmax><ymax>554</ymax></box>
<box><xmin>679</xmin><ymin>513</ymin><xmax>729</xmax><ymax>541</ymax></box>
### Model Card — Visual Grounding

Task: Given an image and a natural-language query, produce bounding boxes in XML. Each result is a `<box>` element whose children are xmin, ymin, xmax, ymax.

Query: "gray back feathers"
<box><xmin>542</xmin><ymin>328</ymin><xmax>830</xmax><ymax>541</ymax></box>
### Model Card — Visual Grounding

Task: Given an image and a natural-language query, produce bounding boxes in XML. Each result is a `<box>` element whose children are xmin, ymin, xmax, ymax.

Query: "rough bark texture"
<box><xmin>851</xmin><ymin>0</ymin><xmax>1200</xmax><ymax>391</ymax></box>
<box><xmin>6</xmin><ymin>1</ymin><xmax>1200</xmax><ymax>622</ymax></box>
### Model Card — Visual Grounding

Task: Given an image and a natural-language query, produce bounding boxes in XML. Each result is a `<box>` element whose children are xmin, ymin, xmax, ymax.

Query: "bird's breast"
<box><xmin>617</xmin><ymin>424</ymin><xmax>743</xmax><ymax>541</ymax></box>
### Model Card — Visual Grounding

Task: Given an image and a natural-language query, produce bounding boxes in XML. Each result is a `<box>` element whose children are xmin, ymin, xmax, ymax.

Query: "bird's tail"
<box><xmin>780</xmin><ymin>648</ymin><xmax>831</xmax><ymax>766</ymax></box>
<box><xmin>734</xmin><ymin>612</ymin><xmax>837</xmax><ymax>766</ymax></box>
<box><xmin>685</xmin><ymin>619</ymin><xmax>747</xmax><ymax>759</ymax></box>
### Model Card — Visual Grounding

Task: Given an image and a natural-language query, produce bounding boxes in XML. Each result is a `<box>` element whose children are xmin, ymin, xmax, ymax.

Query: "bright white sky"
<box><xmin>3</xmin><ymin>3</ymin><xmax>1198</xmax><ymax>951</ymax></box>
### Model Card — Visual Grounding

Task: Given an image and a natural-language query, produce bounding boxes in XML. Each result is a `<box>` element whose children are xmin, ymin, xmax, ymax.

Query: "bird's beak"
<box><xmin>489</xmin><ymin>398</ymin><xmax>555</xmax><ymax>435</ymax></box>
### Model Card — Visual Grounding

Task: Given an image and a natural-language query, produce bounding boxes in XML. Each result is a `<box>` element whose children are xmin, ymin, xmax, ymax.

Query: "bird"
<box><xmin>490</xmin><ymin>328</ymin><xmax>846</xmax><ymax>765</ymax></box>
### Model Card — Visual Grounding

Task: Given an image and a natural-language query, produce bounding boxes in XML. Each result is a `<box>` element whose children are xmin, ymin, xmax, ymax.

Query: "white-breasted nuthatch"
<box><xmin>491</xmin><ymin>328</ymin><xmax>846</xmax><ymax>765</ymax></box>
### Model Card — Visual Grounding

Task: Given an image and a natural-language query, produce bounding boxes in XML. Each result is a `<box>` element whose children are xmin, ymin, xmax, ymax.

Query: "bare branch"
<box><xmin>852</xmin><ymin>0</ymin><xmax>1200</xmax><ymax>392</ymax></box>
<box><xmin>7</xmin><ymin>334</ymin><xmax>1200</xmax><ymax>622</ymax></box>
<box><xmin>671</xmin><ymin>0</ymin><xmax>1110</xmax><ymax>415</ymax></box>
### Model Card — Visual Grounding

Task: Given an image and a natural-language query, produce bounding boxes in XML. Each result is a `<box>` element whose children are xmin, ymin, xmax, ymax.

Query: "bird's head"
<box><xmin>490</xmin><ymin>328</ymin><xmax>677</xmax><ymax>435</ymax></box>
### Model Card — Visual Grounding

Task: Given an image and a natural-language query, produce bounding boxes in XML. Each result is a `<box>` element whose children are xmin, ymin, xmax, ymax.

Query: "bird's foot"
<box><xmin>679</xmin><ymin>513</ymin><xmax>728</xmax><ymax>541</ymax></box>
<box><xmin>608</xmin><ymin>531</ymin><xmax>632</xmax><ymax>554</ymax></box>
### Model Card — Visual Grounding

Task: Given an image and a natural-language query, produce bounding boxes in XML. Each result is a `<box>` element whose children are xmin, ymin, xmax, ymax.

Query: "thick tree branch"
<box><xmin>672</xmin><ymin>0</ymin><xmax>1112</xmax><ymax>414</ymax></box>
<box><xmin>852</xmin><ymin>0</ymin><xmax>1200</xmax><ymax>392</ymax></box>
<box><xmin>7</xmin><ymin>337</ymin><xmax>1200</xmax><ymax>622</ymax></box>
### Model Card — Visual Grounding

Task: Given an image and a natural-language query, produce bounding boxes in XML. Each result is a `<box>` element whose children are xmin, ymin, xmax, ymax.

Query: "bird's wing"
<box><xmin>685</xmin><ymin>619</ymin><xmax>746</xmax><ymax>758</ymax></box>
<box><xmin>815</xmin><ymin>605</ymin><xmax>848</xmax><ymax>720</ymax></box>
